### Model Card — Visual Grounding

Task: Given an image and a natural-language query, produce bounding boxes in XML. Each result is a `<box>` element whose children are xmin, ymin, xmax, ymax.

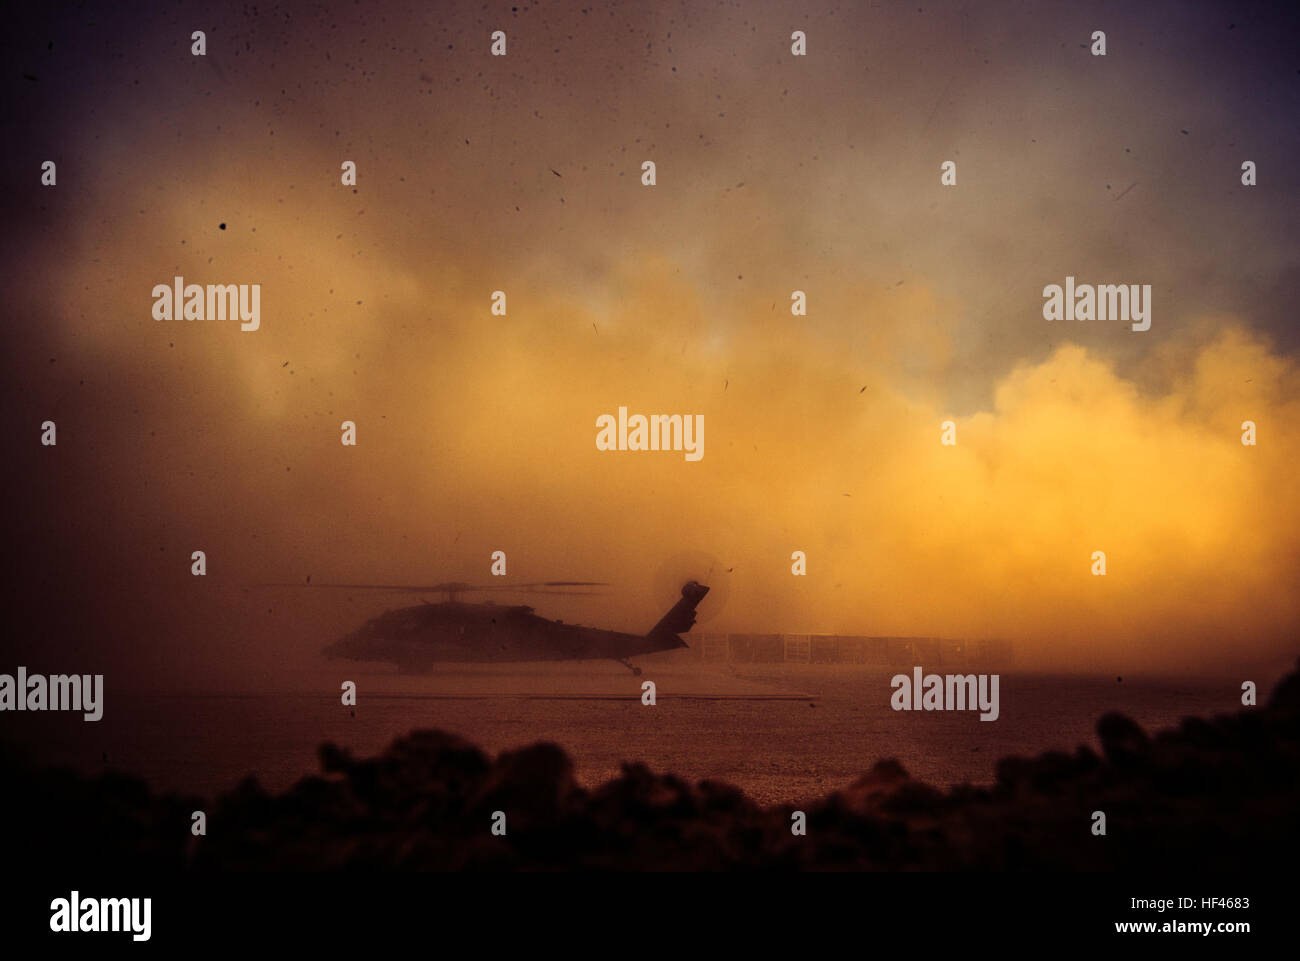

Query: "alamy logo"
<box><xmin>1042</xmin><ymin>276</ymin><xmax>1150</xmax><ymax>331</ymax></box>
<box><xmin>50</xmin><ymin>892</ymin><xmax>151</xmax><ymax>941</ymax></box>
<box><xmin>0</xmin><ymin>668</ymin><xmax>103</xmax><ymax>721</ymax></box>
<box><xmin>151</xmin><ymin>276</ymin><xmax>261</xmax><ymax>331</ymax></box>
<box><xmin>595</xmin><ymin>407</ymin><xmax>704</xmax><ymax>461</ymax></box>
<box><xmin>891</xmin><ymin>667</ymin><xmax>1000</xmax><ymax>721</ymax></box>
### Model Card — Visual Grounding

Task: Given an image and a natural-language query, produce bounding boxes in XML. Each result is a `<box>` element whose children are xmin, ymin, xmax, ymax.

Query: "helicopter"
<box><xmin>285</xmin><ymin>579</ymin><xmax>711</xmax><ymax>675</ymax></box>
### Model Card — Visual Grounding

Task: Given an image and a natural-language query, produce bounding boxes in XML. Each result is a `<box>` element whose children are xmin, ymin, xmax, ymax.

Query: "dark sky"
<box><xmin>2</xmin><ymin>0</ymin><xmax>1298</xmax><ymax>687</ymax></box>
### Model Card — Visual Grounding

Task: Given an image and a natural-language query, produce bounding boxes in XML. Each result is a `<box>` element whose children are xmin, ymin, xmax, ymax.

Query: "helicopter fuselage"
<box><xmin>322</xmin><ymin>600</ymin><xmax>686</xmax><ymax>672</ymax></box>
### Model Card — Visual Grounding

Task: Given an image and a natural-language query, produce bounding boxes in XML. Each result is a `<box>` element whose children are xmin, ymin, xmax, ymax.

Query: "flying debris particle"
<box><xmin>1113</xmin><ymin>182</ymin><xmax>1138</xmax><ymax>201</ymax></box>
<box><xmin>724</xmin><ymin>379</ymin><xmax>729</xmax><ymax>391</ymax></box>
<box><xmin>282</xmin><ymin>361</ymin><xmax>289</xmax><ymax>367</ymax></box>
<box><xmin>859</xmin><ymin>385</ymin><xmax>867</xmax><ymax>393</ymax></box>
<box><xmin>219</xmin><ymin>223</ymin><xmax>227</xmax><ymax>230</ymax></box>
<box><xmin>306</xmin><ymin>575</ymin><xmax>312</xmax><ymax>583</ymax></box>
<box><xmin>592</xmin><ymin>322</ymin><xmax>598</xmax><ymax>334</ymax></box>
<box><xmin>1117</xmin><ymin>676</ymin><xmax>1124</xmax><ymax>683</ymax></box>
<box><xmin>551</xmin><ymin>168</ymin><xmax>562</xmax><ymax>177</ymax></box>
<box><xmin>1180</xmin><ymin>129</ymin><xmax>1189</xmax><ymax>135</ymax></box>
<box><xmin>23</xmin><ymin>73</ymin><xmax>39</xmax><ymax>82</ymax></box>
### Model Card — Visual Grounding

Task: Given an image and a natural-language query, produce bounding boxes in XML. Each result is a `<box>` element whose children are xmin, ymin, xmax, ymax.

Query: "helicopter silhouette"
<box><xmin>283</xmin><ymin>579</ymin><xmax>711</xmax><ymax>675</ymax></box>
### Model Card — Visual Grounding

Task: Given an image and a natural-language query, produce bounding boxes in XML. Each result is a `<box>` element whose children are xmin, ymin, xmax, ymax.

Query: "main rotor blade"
<box><xmin>506</xmin><ymin>585</ymin><xmax>608</xmax><ymax>592</ymax></box>
<box><xmin>525</xmin><ymin>581</ymin><xmax>611</xmax><ymax>587</ymax></box>
<box><xmin>471</xmin><ymin>581</ymin><xmax>611</xmax><ymax>590</ymax></box>
<box><xmin>259</xmin><ymin>581</ymin><xmax>611</xmax><ymax>593</ymax></box>
<box><xmin>260</xmin><ymin>583</ymin><xmax>455</xmax><ymax>592</ymax></box>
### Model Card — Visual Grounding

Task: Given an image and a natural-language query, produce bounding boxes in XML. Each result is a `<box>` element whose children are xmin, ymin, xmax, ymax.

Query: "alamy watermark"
<box><xmin>152</xmin><ymin>276</ymin><xmax>260</xmax><ymax>331</ymax></box>
<box><xmin>595</xmin><ymin>407</ymin><xmax>704</xmax><ymax>461</ymax></box>
<box><xmin>50</xmin><ymin>892</ymin><xmax>150</xmax><ymax>941</ymax></box>
<box><xmin>1042</xmin><ymin>276</ymin><xmax>1150</xmax><ymax>332</ymax></box>
<box><xmin>891</xmin><ymin>667</ymin><xmax>999</xmax><ymax>721</ymax></box>
<box><xmin>0</xmin><ymin>668</ymin><xmax>103</xmax><ymax>721</ymax></box>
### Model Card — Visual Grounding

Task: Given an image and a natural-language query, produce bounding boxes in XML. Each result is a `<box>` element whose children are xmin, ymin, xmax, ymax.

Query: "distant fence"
<box><xmin>688</xmin><ymin>633</ymin><xmax>1013</xmax><ymax>666</ymax></box>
